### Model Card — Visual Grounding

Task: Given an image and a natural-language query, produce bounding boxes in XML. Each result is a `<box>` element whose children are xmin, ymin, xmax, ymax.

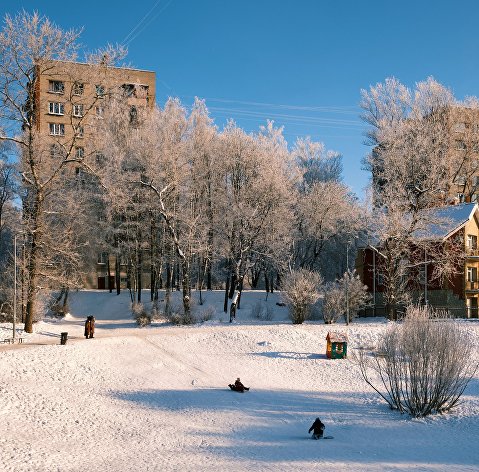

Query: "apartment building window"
<box><xmin>74</xmin><ymin>125</ymin><xmax>84</xmax><ymax>138</ymax></box>
<box><xmin>130</xmin><ymin>105</ymin><xmax>138</xmax><ymax>125</ymax></box>
<box><xmin>95</xmin><ymin>152</ymin><xmax>106</xmax><ymax>167</ymax></box>
<box><xmin>48</xmin><ymin>102</ymin><xmax>64</xmax><ymax>115</ymax></box>
<box><xmin>467</xmin><ymin>267</ymin><xmax>477</xmax><ymax>282</ymax></box>
<box><xmin>50</xmin><ymin>143</ymin><xmax>65</xmax><ymax>158</ymax></box>
<box><xmin>49</xmin><ymin>123</ymin><xmax>65</xmax><ymax>136</ymax></box>
<box><xmin>97</xmin><ymin>252</ymin><xmax>108</xmax><ymax>264</ymax></box>
<box><xmin>75</xmin><ymin>147</ymin><xmax>84</xmax><ymax>159</ymax></box>
<box><xmin>95</xmin><ymin>84</ymin><xmax>105</xmax><ymax>97</ymax></box>
<box><xmin>72</xmin><ymin>82</ymin><xmax>84</xmax><ymax>95</ymax></box>
<box><xmin>48</xmin><ymin>80</ymin><xmax>64</xmax><ymax>94</ymax></box>
<box><xmin>73</xmin><ymin>104</ymin><xmax>84</xmax><ymax>117</ymax></box>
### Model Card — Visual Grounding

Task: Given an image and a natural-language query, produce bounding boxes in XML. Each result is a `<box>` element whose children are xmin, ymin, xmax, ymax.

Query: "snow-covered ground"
<box><xmin>0</xmin><ymin>290</ymin><xmax>478</xmax><ymax>471</ymax></box>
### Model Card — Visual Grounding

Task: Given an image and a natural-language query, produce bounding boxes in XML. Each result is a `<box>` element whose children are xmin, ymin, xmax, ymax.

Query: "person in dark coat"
<box><xmin>84</xmin><ymin>316</ymin><xmax>95</xmax><ymax>339</ymax></box>
<box><xmin>228</xmin><ymin>377</ymin><xmax>249</xmax><ymax>392</ymax></box>
<box><xmin>309</xmin><ymin>417</ymin><xmax>325</xmax><ymax>439</ymax></box>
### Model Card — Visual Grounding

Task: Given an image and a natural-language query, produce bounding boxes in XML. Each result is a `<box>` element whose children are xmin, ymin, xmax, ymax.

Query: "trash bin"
<box><xmin>60</xmin><ymin>332</ymin><xmax>68</xmax><ymax>345</ymax></box>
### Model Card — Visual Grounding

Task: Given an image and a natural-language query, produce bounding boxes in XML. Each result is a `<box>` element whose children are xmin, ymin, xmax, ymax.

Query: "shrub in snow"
<box><xmin>197</xmin><ymin>305</ymin><xmax>215</xmax><ymax>322</ymax></box>
<box><xmin>166</xmin><ymin>301</ymin><xmax>196</xmax><ymax>325</ymax></box>
<box><xmin>281</xmin><ymin>269</ymin><xmax>322</xmax><ymax>324</ymax></box>
<box><xmin>251</xmin><ymin>301</ymin><xmax>274</xmax><ymax>321</ymax></box>
<box><xmin>132</xmin><ymin>302</ymin><xmax>152</xmax><ymax>327</ymax></box>
<box><xmin>323</xmin><ymin>271</ymin><xmax>370</xmax><ymax>324</ymax></box>
<box><xmin>322</xmin><ymin>283</ymin><xmax>344</xmax><ymax>324</ymax></box>
<box><xmin>355</xmin><ymin>305</ymin><xmax>478</xmax><ymax>417</ymax></box>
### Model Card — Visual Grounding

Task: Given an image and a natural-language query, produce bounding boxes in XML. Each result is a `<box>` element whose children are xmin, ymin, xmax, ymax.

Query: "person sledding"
<box><xmin>309</xmin><ymin>417</ymin><xmax>325</xmax><ymax>439</ymax></box>
<box><xmin>228</xmin><ymin>377</ymin><xmax>249</xmax><ymax>392</ymax></box>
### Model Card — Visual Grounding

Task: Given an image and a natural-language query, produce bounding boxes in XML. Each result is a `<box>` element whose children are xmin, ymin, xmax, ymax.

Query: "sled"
<box><xmin>228</xmin><ymin>384</ymin><xmax>249</xmax><ymax>392</ymax></box>
<box><xmin>311</xmin><ymin>435</ymin><xmax>334</xmax><ymax>439</ymax></box>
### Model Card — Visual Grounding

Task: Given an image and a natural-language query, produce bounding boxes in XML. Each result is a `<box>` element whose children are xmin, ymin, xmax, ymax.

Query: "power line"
<box><xmin>123</xmin><ymin>0</ymin><xmax>175</xmax><ymax>47</ymax></box>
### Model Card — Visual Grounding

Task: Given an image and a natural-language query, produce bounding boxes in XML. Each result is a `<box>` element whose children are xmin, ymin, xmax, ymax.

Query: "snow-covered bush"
<box><xmin>281</xmin><ymin>269</ymin><xmax>322</xmax><ymax>324</ymax></box>
<box><xmin>132</xmin><ymin>302</ymin><xmax>152</xmax><ymax>327</ymax></box>
<box><xmin>251</xmin><ymin>301</ymin><xmax>274</xmax><ymax>321</ymax></box>
<box><xmin>323</xmin><ymin>271</ymin><xmax>370</xmax><ymax>324</ymax></box>
<box><xmin>197</xmin><ymin>305</ymin><xmax>215</xmax><ymax>322</ymax></box>
<box><xmin>355</xmin><ymin>305</ymin><xmax>478</xmax><ymax>417</ymax></box>
<box><xmin>322</xmin><ymin>283</ymin><xmax>344</xmax><ymax>324</ymax></box>
<box><xmin>166</xmin><ymin>301</ymin><xmax>196</xmax><ymax>325</ymax></box>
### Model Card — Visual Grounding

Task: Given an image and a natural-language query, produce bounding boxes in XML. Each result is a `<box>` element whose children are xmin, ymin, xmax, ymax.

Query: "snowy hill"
<box><xmin>0</xmin><ymin>290</ymin><xmax>478</xmax><ymax>471</ymax></box>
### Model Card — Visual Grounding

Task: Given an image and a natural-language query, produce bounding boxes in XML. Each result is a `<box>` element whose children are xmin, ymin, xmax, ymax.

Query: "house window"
<box><xmin>48</xmin><ymin>102</ymin><xmax>64</xmax><ymax>115</ymax></box>
<box><xmin>457</xmin><ymin>193</ymin><xmax>465</xmax><ymax>203</ymax></box>
<box><xmin>467</xmin><ymin>267</ymin><xmax>477</xmax><ymax>282</ymax></box>
<box><xmin>73</xmin><ymin>104</ymin><xmax>84</xmax><ymax>117</ymax></box>
<box><xmin>48</xmin><ymin>80</ymin><xmax>64</xmax><ymax>94</ymax></box>
<box><xmin>49</xmin><ymin>123</ymin><xmax>65</xmax><ymax>136</ymax></box>
<box><xmin>75</xmin><ymin>147</ymin><xmax>84</xmax><ymax>159</ymax></box>
<box><xmin>97</xmin><ymin>252</ymin><xmax>108</xmax><ymax>264</ymax></box>
<box><xmin>74</xmin><ymin>125</ymin><xmax>84</xmax><ymax>138</ymax></box>
<box><xmin>50</xmin><ymin>143</ymin><xmax>64</xmax><ymax>158</ymax></box>
<box><xmin>96</xmin><ymin>106</ymin><xmax>104</xmax><ymax>117</ymax></box>
<box><xmin>467</xmin><ymin>235</ymin><xmax>478</xmax><ymax>249</ymax></box>
<box><xmin>95</xmin><ymin>84</ymin><xmax>105</xmax><ymax>97</ymax></box>
<box><xmin>72</xmin><ymin>82</ymin><xmax>84</xmax><ymax>96</ymax></box>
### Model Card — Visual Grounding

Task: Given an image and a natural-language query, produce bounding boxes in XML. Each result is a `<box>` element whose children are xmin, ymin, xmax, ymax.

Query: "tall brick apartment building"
<box><xmin>34</xmin><ymin>60</ymin><xmax>156</xmax><ymax>289</ymax></box>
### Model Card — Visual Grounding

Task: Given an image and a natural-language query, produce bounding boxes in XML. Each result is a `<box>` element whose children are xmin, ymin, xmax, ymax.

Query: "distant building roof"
<box><xmin>415</xmin><ymin>202</ymin><xmax>478</xmax><ymax>240</ymax></box>
<box><xmin>360</xmin><ymin>203</ymin><xmax>478</xmax><ymax>248</ymax></box>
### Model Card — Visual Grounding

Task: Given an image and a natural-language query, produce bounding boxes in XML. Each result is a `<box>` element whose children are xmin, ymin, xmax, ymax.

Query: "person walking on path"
<box><xmin>84</xmin><ymin>316</ymin><xmax>95</xmax><ymax>339</ymax></box>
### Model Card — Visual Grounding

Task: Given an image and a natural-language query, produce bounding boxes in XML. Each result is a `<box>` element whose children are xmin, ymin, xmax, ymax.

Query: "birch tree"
<box><xmin>215</xmin><ymin>121</ymin><xmax>294</xmax><ymax>306</ymax></box>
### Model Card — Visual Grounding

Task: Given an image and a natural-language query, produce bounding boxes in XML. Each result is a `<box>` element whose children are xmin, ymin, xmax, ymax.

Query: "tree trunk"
<box><xmin>24</xmin><ymin>191</ymin><xmax>43</xmax><ymax>333</ymax></box>
<box><xmin>115</xmin><ymin>254</ymin><xmax>121</xmax><ymax>295</ymax></box>
<box><xmin>137</xmin><ymin>246</ymin><xmax>142</xmax><ymax>303</ymax></box>
<box><xmin>224</xmin><ymin>275</ymin><xmax>230</xmax><ymax>313</ymax></box>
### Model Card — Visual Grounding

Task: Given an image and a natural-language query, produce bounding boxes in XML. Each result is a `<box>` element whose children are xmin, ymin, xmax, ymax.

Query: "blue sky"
<box><xmin>3</xmin><ymin>0</ymin><xmax>479</xmax><ymax>197</ymax></box>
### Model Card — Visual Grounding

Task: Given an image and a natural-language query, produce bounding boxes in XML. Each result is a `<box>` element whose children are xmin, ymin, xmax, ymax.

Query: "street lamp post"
<box><xmin>346</xmin><ymin>242</ymin><xmax>350</xmax><ymax>325</ymax></box>
<box><xmin>13</xmin><ymin>233</ymin><xmax>18</xmax><ymax>341</ymax></box>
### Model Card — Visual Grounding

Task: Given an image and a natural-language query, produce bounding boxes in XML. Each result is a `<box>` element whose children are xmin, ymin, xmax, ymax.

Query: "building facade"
<box><xmin>357</xmin><ymin>203</ymin><xmax>479</xmax><ymax>318</ymax></box>
<box><xmin>34</xmin><ymin>60</ymin><xmax>156</xmax><ymax>289</ymax></box>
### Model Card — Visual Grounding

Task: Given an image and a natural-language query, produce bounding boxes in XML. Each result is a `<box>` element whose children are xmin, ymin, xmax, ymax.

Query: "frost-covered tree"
<box><xmin>361</xmin><ymin>77</ymin><xmax>468</xmax><ymax>318</ymax></box>
<box><xmin>323</xmin><ymin>270</ymin><xmax>369</xmax><ymax>324</ymax></box>
<box><xmin>291</xmin><ymin>137</ymin><xmax>364</xmax><ymax>277</ymax></box>
<box><xmin>215</xmin><ymin>121</ymin><xmax>295</xmax><ymax>305</ymax></box>
<box><xmin>281</xmin><ymin>269</ymin><xmax>322</xmax><ymax>324</ymax></box>
<box><xmin>0</xmin><ymin>11</ymin><xmax>126</xmax><ymax>332</ymax></box>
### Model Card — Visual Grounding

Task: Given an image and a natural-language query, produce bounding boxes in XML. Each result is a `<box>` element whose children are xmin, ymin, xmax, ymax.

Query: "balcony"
<box><xmin>466</xmin><ymin>247</ymin><xmax>479</xmax><ymax>258</ymax></box>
